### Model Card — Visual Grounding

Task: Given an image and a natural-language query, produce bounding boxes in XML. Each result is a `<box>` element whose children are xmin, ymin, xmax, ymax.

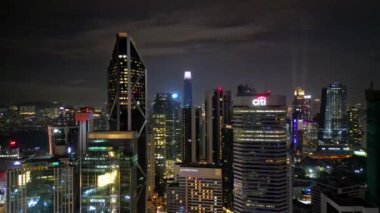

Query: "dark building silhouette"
<box><xmin>182</xmin><ymin>71</ymin><xmax>193</xmax><ymax>163</ymax></box>
<box><xmin>365</xmin><ymin>88</ymin><xmax>380</xmax><ymax>207</ymax></box>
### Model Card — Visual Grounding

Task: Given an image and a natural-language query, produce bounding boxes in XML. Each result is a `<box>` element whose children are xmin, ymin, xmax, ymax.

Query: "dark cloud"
<box><xmin>0</xmin><ymin>0</ymin><xmax>379</xmax><ymax>106</ymax></box>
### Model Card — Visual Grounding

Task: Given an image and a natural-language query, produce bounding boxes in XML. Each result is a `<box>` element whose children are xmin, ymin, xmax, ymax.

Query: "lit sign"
<box><xmin>180</xmin><ymin>168</ymin><xmax>199</xmax><ymax>173</ymax></box>
<box><xmin>252</xmin><ymin>96</ymin><xmax>267</xmax><ymax>106</ymax></box>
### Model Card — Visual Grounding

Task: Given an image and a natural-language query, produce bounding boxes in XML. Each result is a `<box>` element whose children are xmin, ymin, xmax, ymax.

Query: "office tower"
<box><xmin>92</xmin><ymin>108</ymin><xmax>108</xmax><ymax>131</ymax></box>
<box><xmin>302</xmin><ymin>121</ymin><xmax>318</xmax><ymax>155</ymax></box>
<box><xmin>318</xmin><ymin>88</ymin><xmax>328</xmax><ymax>140</ymax></box>
<box><xmin>48</xmin><ymin>125</ymin><xmax>79</xmax><ymax>157</ymax></box>
<box><xmin>233</xmin><ymin>94</ymin><xmax>290</xmax><ymax>212</ymax></box>
<box><xmin>166</xmin><ymin>165</ymin><xmax>223</xmax><ymax>213</ymax></box>
<box><xmin>292</xmin><ymin>87</ymin><xmax>308</xmax><ymax>159</ymax></box>
<box><xmin>152</xmin><ymin>93</ymin><xmax>181</xmax><ymax>195</ymax></box>
<box><xmin>322</xmin><ymin>83</ymin><xmax>348</xmax><ymax>143</ymax></box>
<box><xmin>182</xmin><ymin>71</ymin><xmax>193</xmax><ymax>163</ymax></box>
<box><xmin>80</xmin><ymin>131</ymin><xmax>138</xmax><ymax>212</ymax></box>
<box><xmin>193</xmin><ymin>106</ymin><xmax>206</xmax><ymax>162</ymax></box>
<box><xmin>347</xmin><ymin>105</ymin><xmax>363</xmax><ymax>148</ymax></box>
<box><xmin>74</xmin><ymin>112</ymin><xmax>93</xmax><ymax>157</ymax></box>
<box><xmin>205</xmin><ymin>87</ymin><xmax>232</xmax><ymax>164</ymax></box>
<box><xmin>166</xmin><ymin>181</ymin><xmax>184</xmax><ymax>213</ymax></box>
<box><xmin>7</xmin><ymin>157</ymin><xmax>74</xmax><ymax>213</ymax></box>
<box><xmin>106</xmin><ymin>32</ymin><xmax>147</xmax><ymax>210</ymax></box>
<box><xmin>311</xmin><ymin>176</ymin><xmax>366</xmax><ymax>213</ymax></box>
<box><xmin>222</xmin><ymin>124</ymin><xmax>233</xmax><ymax>210</ymax></box>
<box><xmin>365</xmin><ymin>89</ymin><xmax>380</xmax><ymax>207</ymax></box>
<box><xmin>205</xmin><ymin>87</ymin><xmax>233</xmax><ymax>208</ymax></box>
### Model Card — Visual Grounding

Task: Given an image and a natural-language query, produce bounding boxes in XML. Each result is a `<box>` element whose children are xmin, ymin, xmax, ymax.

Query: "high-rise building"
<box><xmin>318</xmin><ymin>88</ymin><xmax>328</xmax><ymax>140</ymax></box>
<box><xmin>291</xmin><ymin>87</ymin><xmax>311</xmax><ymax>160</ymax></box>
<box><xmin>80</xmin><ymin>131</ymin><xmax>138</xmax><ymax>212</ymax></box>
<box><xmin>7</xmin><ymin>157</ymin><xmax>74</xmax><ymax>213</ymax></box>
<box><xmin>322</xmin><ymin>83</ymin><xmax>348</xmax><ymax>144</ymax></box>
<box><xmin>347</xmin><ymin>105</ymin><xmax>363</xmax><ymax>148</ymax></box>
<box><xmin>166</xmin><ymin>164</ymin><xmax>223</xmax><ymax>213</ymax></box>
<box><xmin>193</xmin><ymin>106</ymin><xmax>206</xmax><ymax>162</ymax></box>
<box><xmin>205</xmin><ymin>87</ymin><xmax>233</xmax><ymax>208</ymax></box>
<box><xmin>205</xmin><ymin>87</ymin><xmax>232</xmax><ymax>164</ymax></box>
<box><xmin>182</xmin><ymin>71</ymin><xmax>193</xmax><ymax>163</ymax></box>
<box><xmin>106</xmin><ymin>32</ymin><xmax>147</xmax><ymax>210</ymax></box>
<box><xmin>365</xmin><ymin>89</ymin><xmax>380</xmax><ymax>207</ymax></box>
<box><xmin>233</xmin><ymin>94</ymin><xmax>291</xmax><ymax>212</ymax></box>
<box><xmin>152</xmin><ymin>93</ymin><xmax>181</xmax><ymax>195</ymax></box>
<box><xmin>47</xmin><ymin>125</ymin><xmax>79</xmax><ymax>157</ymax></box>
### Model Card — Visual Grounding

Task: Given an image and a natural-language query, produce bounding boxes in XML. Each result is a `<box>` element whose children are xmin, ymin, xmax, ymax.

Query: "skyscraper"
<box><xmin>205</xmin><ymin>87</ymin><xmax>232</xmax><ymax>165</ymax></box>
<box><xmin>205</xmin><ymin>87</ymin><xmax>233</xmax><ymax>209</ymax></box>
<box><xmin>233</xmin><ymin>93</ymin><xmax>290</xmax><ymax>212</ymax></box>
<box><xmin>182</xmin><ymin>71</ymin><xmax>193</xmax><ymax>163</ymax></box>
<box><xmin>152</xmin><ymin>93</ymin><xmax>181</xmax><ymax>195</ymax></box>
<box><xmin>347</xmin><ymin>105</ymin><xmax>363</xmax><ymax>148</ymax></box>
<box><xmin>166</xmin><ymin>165</ymin><xmax>223</xmax><ymax>213</ymax></box>
<box><xmin>291</xmin><ymin>87</ymin><xmax>312</xmax><ymax>161</ymax></box>
<box><xmin>365</xmin><ymin>88</ymin><xmax>380</xmax><ymax>207</ymax></box>
<box><xmin>322</xmin><ymin>83</ymin><xmax>348</xmax><ymax>144</ymax></box>
<box><xmin>80</xmin><ymin>131</ymin><xmax>138</xmax><ymax>212</ymax></box>
<box><xmin>7</xmin><ymin>157</ymin><xmax>74</xmax><ymax>213</ymax></box>
<box><xmin>106</xmin><ymin>32</ymin><xmax>147</xmax><ymax>210</ymax></box>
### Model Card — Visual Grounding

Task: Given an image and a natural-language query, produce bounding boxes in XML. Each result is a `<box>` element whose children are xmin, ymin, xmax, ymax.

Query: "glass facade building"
<box><xmin>152</xmin><ymin>93</ymin><xmax>181</xmax><ymax>195</ymax></box>
<box><xmin>233</xmin><ymin>95</ymin><xmax>290</xmax><ymax>212</ymax></box>
<box><xmin>80</xmin><ymin>131</ymin><xmax>138</xmax><ymax>213</ymax></box>
<box><xmin>7</xmin><ymin>157</ymin><xmax>74</xmax><ymax>213</ymax></box>
<box><xmin>322</xmin><ymin>83</ymin><xmax>348</xmax><ymax>144</ymax></box>
<box><xmin>106</xmin><ymin>32</ymin><xmax>147</xmax><ymax>210</ymax></box>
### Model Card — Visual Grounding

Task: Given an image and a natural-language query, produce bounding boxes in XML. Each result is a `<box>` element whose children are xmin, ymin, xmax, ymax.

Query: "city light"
<box><xmin>184</xmin><ymin>71</ymin><xmax>192</xmax><ymax>79</ymax></box>
<box><xmin>172</xmin><ymin>93</ymin><xmax>178</xmax><ymax>99</ymax></box>
<box><xmin>97</xmin><ymin>170</ymin><xmax>118</xmax><ymax>187</ymax></box>
<box><xmin>252</xmin><ymin>96</ymin><xmax>267</xmax><ymax>106</ymax></box>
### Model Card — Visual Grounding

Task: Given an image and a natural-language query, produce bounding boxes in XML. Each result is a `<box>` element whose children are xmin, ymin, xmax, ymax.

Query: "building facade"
<box><xmin>233</xmin><ymin>94</ymin><xmax>291</xmax><ymax>212</ymax></box>
<box><xmin>106</xmin><ymin>32</ymin><xmax>147</xmax><ymax>210</ymax></box>
<box><xmin>322</xmin><ymin>83</ymin><xmax>348</xmax><ymax>144</ymax></box>
<box><xmin>167</xmin><ymin>165</ymin><xmax>223</xmax><ymax>213</ymax></box>
<box><xmin>365</xmin><ymin>89</ymin><xmax>380</xmax><ymax>207</ymax></box>
<box><xmin>80</xmin><ymin>131</ymin><xmax>138</xmax><ymax>213</ymax></box>
<box><xmin>152</xmin><ymin>93</ymin><xmax>181</xmax><ymax>195</ymax></box>
<box><xmin>7</xmin><ymin>157</ymin><xmax>74</xmax><ymax>213</ymax></box>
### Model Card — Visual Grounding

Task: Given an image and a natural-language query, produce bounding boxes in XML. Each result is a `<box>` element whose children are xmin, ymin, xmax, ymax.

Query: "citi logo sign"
<box><xmin>252</xmin><ymin>96</ymin><xmax>267</xmax><ymax>106</ymax></box>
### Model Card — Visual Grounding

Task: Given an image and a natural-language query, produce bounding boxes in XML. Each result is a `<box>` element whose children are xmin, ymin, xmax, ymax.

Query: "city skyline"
<box><xmin>1</xmin><ymin>1</ymin><xmax>379</xmax><ymax>106</ymax></box>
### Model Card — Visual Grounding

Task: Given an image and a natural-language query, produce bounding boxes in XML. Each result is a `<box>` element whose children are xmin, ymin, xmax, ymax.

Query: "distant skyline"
<box><xmin>1</xmin><ymin>0</ymin><xmax>379</xmax><ymax>106</ymax></box>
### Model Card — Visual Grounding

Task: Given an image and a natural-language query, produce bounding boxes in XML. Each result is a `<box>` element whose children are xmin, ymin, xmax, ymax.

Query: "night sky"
<box><xmin>1</xmin><ymin>0</ymin><xmax>379</xmax><ymax>106</ymax></box>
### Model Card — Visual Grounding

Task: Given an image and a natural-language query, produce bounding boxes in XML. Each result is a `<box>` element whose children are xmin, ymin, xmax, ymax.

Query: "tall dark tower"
<box><xmin>182</xmin><ymin>71</ymin><xmax>193</xmax><ymax>163</ymax></box>
<box><xmin>205</xmin><ymin>87</ymin><xmax>232</xmax><ymax>165</ymax></box>
<box><xmin>365</xmin><ymin>88</ymin><xmax>380</xmax><ymax>207</ymax></box>
<box><xmin>107</xmin><ymin>32</ymin><xmax>147</xmax><ymax>211</ymax></box>
<box><xmin>205</xmin><ymin>87</ymin><xmax>233</xmax><ymax>209</ymax></box>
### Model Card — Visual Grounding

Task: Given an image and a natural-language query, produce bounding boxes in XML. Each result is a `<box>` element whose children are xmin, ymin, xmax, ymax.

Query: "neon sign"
<box><xmin>252</xmin><ymin>96</ymin><xmax>267</xmax><ymax>106</ymax></box>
